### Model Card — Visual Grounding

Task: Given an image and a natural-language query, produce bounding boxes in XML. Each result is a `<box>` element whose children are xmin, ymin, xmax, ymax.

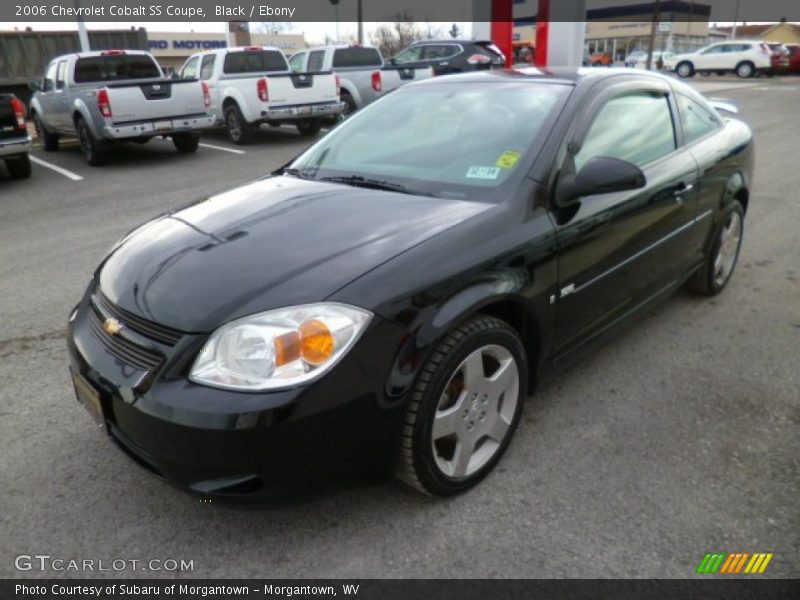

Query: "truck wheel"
<box><xmin>296</xmin><ymin>119</ymin><xmax>322</xmax><ymax>137</ymax></box>
<box><xmin>5</xmin><ymin>153</ymin><xmax>32</xmax><ymax>179</ymax></box>
<box><xmin>224</xmin><ymin>103</ymin><xmax>254</xmax><ymax>145</ymax></box>
<box><xmin>76</xmin><ymin>118</ymin><xmax>110</xmax><ymax>166</ymax></box>
<box><xmin>172</xmin><ymin>132</ymin><xmax>200</xmax><ymax>153</ymax></box>
<box><xmin>341</xmin><ymin>92</ymin><xmax>357</xmax><ymax>118</ymax></box>
<box><xmin>395</xmin><ymin>315</ymin><xmax>527</xmax><ymax>496</ymax></box>
<box><xmin>33</xmin><ymin>114</ymin><xmax>59</xmax><ymax>151</ymax></box>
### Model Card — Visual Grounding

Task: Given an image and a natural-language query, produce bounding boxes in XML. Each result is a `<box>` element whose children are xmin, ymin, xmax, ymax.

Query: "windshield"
<box><xmin>288</xmin><ymin>81</ymin><xmax>569</xmax><ymax>200</ymax></box>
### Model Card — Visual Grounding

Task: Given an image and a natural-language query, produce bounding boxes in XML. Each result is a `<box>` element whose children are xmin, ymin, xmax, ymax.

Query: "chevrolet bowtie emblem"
<box><xmin>103</xmin><ymin>318</ymin><xmax>123</xmax><ymax>336</ymax></box>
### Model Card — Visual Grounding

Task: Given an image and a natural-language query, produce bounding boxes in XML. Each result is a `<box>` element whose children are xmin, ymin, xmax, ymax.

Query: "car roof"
<box><xmin>410</xmin><ymin>39</ymin><xmax>489</xmax><ymax>45</ymax></box>
<box><xmin>410</xmin><ymin>66</ymin><xmax>679</xmax><ymax>88</ymax></box>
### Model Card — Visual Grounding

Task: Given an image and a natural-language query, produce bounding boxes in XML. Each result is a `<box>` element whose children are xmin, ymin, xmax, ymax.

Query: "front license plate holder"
<box><xmin>72</xmin><ymin>371</ymin><xmax>105</xmax><ymax>429</ymax></box>
<box><xmin>154</xmin><ymin>120</ymin><xmax>172</xmax><ymax>132</ymax></box>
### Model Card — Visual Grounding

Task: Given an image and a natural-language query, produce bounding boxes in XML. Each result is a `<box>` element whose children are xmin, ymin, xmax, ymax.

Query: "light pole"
<box><xmin>329</xmin><ymin>0</ymin><xmax>340</xmax><ymax>43</ymax></box>
<box><xmin>357</xmin><ymin>0</ymin><xmax>363</xmax><ymax>45</ymax></box>
<box><xmin>74</xmin><ymin>0</ymin><xmax>90</xmax><ymax>52</ymax></box>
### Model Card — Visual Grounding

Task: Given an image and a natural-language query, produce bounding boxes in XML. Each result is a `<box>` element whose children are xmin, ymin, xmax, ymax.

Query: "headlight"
<box><xmin>189</xmin><ymin>303</ymin><xmax>372</xmax><ymax>391</ymax></box>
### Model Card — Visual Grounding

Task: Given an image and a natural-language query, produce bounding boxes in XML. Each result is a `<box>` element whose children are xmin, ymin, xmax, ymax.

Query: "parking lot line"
<box><xmin>198</xmin><ymin>142</ymin><xmax>246</xmax><ymax>155</ymax></box>
<box><xmin>29</xmin><ymin>155</ymin><xmax>83</xmax><ymax>181</ymax></box>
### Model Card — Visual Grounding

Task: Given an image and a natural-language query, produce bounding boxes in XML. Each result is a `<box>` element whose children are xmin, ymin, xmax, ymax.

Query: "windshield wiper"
<box><xmin>320</xmin><ymin>175</ymin><xmax>428</xmax><ymax>196</ymax></box>
<box><xmin>280</xmin><ymin>167</ymin><xmax>316</xmax><ymax>180</ymax></box>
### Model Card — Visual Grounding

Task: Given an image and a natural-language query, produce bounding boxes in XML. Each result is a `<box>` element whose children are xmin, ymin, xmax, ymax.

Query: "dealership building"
<box><xmin>513</xmin><ymin>0</ymin><xmax>718</xmax><ymax>62</ymax></box>
<box><xmin>146</xmin><ymin>31</ymin><xmax>309</xmax><ymax>73</ymax></box>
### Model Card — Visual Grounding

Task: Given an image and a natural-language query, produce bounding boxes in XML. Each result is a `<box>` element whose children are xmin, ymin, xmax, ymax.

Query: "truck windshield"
<box><xmin>74</xmin><ymin>55</ymin><xmax>161</xmax><ymax>83</ymax></box>
<box><xmin>332</xmin><ymin>47</ymin><xmax>383</xmax><ymax>68</ymax></box>
<box><xmin>288</xmin><ymin>81</ymin><xmax>569</xmax><ymax>201</ymax></box>
<box><xmin>223</xmin><ymin>51</ymin><xmax>288</xmax><ymax>74</ymax></box>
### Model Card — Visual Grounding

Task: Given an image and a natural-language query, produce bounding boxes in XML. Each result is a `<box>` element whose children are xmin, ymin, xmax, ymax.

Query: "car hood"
<box><xmin>98</xmin><ymin>176</ymin><xmax>490</xmax><ymax>332</ymax></box>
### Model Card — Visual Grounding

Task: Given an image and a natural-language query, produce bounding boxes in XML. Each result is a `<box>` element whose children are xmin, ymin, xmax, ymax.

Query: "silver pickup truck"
<box><xmin>0</xmin><ymin>94</ymin><xmax>32</xmax><ymax>179</ymax></box>
<box><xmin>29</xmin><ymin>50</ymin><xmax>215</xmax><ymax>166</ymax></box>
<box><xmin>288</xmin><ymin>45</ymin><xmax>434</xmax><ymax>116</ymax></box>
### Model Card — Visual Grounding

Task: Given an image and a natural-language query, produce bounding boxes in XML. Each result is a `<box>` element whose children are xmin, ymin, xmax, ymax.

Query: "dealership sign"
<box><xmin>148</xmin><ymin>39</ymin><xmax>300</xmax><ymax>52</ymax></box>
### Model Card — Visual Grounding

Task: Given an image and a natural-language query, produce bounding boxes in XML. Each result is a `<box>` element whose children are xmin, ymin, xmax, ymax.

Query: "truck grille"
<box><xmin>87</xmin><ymin>308</ymin><xmax>164</xmax><ymax>371</ymax></box>
<box><xmin>92</xmin><ymin>291</ymin><xmax>183</xmax><ymax>346</ymax></box>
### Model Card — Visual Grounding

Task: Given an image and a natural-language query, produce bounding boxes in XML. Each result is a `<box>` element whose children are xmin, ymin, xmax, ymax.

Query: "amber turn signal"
<box><xmin>300</xmin><ymin>319</ymin><xmax>335</xmax><ymax>364</ymax></box>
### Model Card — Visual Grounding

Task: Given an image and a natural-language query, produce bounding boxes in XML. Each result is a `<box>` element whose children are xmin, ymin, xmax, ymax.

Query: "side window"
<box><xmin>200</xmin><ymin>55</ymin><xmax>216</xmax><ymax>80</ymax></box>
<box><xmin>423</xmin><ymin>45</ymin><xmax>458</xmax><ymax>60</ymax></box>
<box><xmin>43</xmin><ymin>62</ymin><xmax>57</xmax><ymax>92</ymax></box>
<box><xmin>55</xmin><ymin>61</ymin><xmax>67</xmax><ymax>89</ymax></box>
<box><xmin>307</xmin><ymin>50</ymin><xmax>325</xmax><ymax>72</ymax></box>
<box><xmin>288</xmin><ymin>52</ymin><xmax>305</xmax><ymax>72</ymax></box>
<box><xmin>393</xmin><ymin>46</ymin><xmax>424</xmax><ymax>64</ymax></box>
<box><xmin>702</xmin><ymin>45</ymin><xmax>724</xmax><ymax>55</ymax></box>
<box><xmin>678</xmin><ymin>94</ymin><xmax>721</xmax><ymax>144</ymax></box>
<box><xmin>181</xmin><ymin>56</ymin><xmax>200</xmax><ymax>79</ymax></box>
<box><xmin>575</xmin><ymin>91</ymin><xmax>676</xmax><ymax>171</ymax></box>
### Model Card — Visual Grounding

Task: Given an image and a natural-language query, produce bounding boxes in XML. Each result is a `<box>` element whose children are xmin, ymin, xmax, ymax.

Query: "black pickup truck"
<box><xmin>0</xmin><ymin>94</ymin><xmax>32</xmax><ymax>179</ymax></box>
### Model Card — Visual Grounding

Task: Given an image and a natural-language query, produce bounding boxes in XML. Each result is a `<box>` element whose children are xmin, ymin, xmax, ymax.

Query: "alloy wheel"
<box><xmin>713</xmin><ymin>212</ymin><xmax>742</xmax><ymax>287</ymax></box>
<box><xmin>227</xmin><ymin>112</ymin><xmax>241</xmax><ymax>142</ymax></box>
<box><xmin>431</xmin><ymin>344</ymin><xmax>520</xmax><ymax>479</ymax></box>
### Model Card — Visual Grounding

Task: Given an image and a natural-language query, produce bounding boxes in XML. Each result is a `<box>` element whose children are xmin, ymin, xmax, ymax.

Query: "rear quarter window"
<box><xmin>332</xmin><ymin>47</ymin><xmax>383</xmax><ymax>68</ymax></box>
<box><xmin>74</xmin><ymin>55</ymin><xmax>161</xmax><ymax>83</ymax></box>
<box><xmin>223</xmin><ymin>51</ymin><xmax>288</xmax><ymax>74</ymax></box>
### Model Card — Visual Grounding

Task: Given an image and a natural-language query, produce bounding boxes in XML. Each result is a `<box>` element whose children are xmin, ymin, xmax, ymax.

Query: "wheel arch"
<box><xmin>384</xmin><ymin>285</ymin><xmax>545</xmax><ymax>404</ymax></box>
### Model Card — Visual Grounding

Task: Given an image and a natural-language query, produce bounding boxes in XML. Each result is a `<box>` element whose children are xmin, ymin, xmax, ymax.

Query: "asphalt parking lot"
<box><xmin>1</xmin><ymin>78</ymin><xmax>798</xmax><ymax>579</ymax></box>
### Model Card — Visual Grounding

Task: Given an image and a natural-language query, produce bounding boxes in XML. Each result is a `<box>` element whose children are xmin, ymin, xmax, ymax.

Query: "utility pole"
<box><xmin>732</xmin><ymin>0</ymin><xmax>741</xmax><ymax>38</ymax></box>
<box><xmin>357</xmin><ymin>0</ymin><xmax>363</xmax><ymax>45</ymax></box>
<box><xmin>74</xmin><ymin>0</ymin><xmax>90</xmax><ymax>52</ymax></box>
<box><xmin>329</xmin><ymin>0</ymin><xmax>340</xmax><ymax>43</ymax></box>
<box><xmin>646</xmin><ymin>0</ymin><xmax>661</xmax><ymax>70</ymax></box>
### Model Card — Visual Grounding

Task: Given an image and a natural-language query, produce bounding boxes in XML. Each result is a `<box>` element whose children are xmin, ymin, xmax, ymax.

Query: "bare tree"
<box><xmin>369</xmin><ymin>13</ymin><xmax>444</xmax><ymax>57</ymax></box>
<box><xmin>258</xmin><ymin>22</ymin><xmax>293</xmax><ymax>35</ymax></box>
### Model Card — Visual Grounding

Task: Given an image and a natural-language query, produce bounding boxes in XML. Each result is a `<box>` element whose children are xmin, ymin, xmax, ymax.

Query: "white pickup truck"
<box><xmin>29</xmin><ymin>50</ymin><xmax>214</xmax><ymax>166</ymax></box>
<box><xmin>180</xmin><ymin>46</ymin><xmax>344</xmax><ymax>144</ymax></box>
<box><xmin>288</xmin><ymin>45</ymin><xmax>434</xmax><ymax>116</ymax></box>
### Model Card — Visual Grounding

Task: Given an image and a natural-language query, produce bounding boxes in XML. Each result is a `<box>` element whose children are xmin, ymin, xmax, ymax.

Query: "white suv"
<box><xmin>665</xmin><ymin>41</ymin><xmax>775</xmax><ymax>78</ymax></box>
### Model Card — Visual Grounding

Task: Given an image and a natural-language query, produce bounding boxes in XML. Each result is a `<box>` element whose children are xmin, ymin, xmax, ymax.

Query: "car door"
<box><xmin>421</xmin><ymin>44</ymin><xmax>462</xmax><ymax>74</ymax></box>
<box><xmin>551</xmin><ymin>81</ymin><xmax>699</xmax><ymax>358</ymax></box>
<box><xmin>38</xmin><ymin>61</ymin><xmax>59</xmax><ymax>129</ymax></box>
<box><xmin>50</xmin><ymin>59</ymin><xmax>70</xmax><ymax>131</ymax></box>
<box><xmin>696</xmin><ymin>44</ymin><xmax>725</xmax><ymax>69</ymax></box>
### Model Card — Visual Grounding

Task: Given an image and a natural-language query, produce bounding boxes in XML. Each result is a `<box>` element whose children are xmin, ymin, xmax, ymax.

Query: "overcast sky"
<box><xmin>0</xmin><ymin>21</ymin><xmax>473</xmax><ymax>44</ymax></box>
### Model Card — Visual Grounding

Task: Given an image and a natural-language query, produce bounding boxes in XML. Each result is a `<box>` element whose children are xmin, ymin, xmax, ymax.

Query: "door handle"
<box><xmin>673</xmin><ymin>183</ymin><xmax>694</xmax><ymax>197</ymax></box>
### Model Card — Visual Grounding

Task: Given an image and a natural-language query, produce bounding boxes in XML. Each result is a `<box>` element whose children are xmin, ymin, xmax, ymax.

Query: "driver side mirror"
<box><xmin>388</xmin><ymin>57</ymin><xmax>397</xmax><ymax>65</ymax></box>
<box><xmin>29</xmin><ymin>80</ymin><xmax>42</xmax><ymax>92</ymax></box>
<box><xmin>555</xmin><ymin>156</ymin><xmax>646</xmax><ymax>208</ymax></box>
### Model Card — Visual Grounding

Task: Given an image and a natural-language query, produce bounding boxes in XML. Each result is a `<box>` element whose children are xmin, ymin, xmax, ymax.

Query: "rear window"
<box><xmin>332</xmin><ymin>47</ymin><xmax>383</xmax><ymax>68</ymax></box>
<box><xmin>223</xmin><ymin>50</ymin><xmax>288</xmax><ymax>74</ymax></box>
<box><xmin>74</xmin><ymin>55</ymin><xmax>161</xmax><ymax>83</ymax></box>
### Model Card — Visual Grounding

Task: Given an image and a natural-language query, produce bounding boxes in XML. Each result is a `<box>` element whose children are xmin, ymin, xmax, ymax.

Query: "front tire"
<box><xmin>33</xmin><ymin>113</ymin><xmax>59</xmax><ymax>151</ymax></box>
<box><xmin>736</xmin><ymin>61</ymin><xmax>755</xmax><ymax>78</ymax></box>
<box><xmin>685</xmin><ymin>200</ymin><xmax>744</xmax><ymax>296</ymax></box>
<box><xmin>676</xmin><ymin>61</ymin><xmax>695</xmax><ymax>78</ymax></box>
<box><xmin>224</xmin><ymin>103</ymin><xmax>254</xmax><ymax>145</ymax></box>
<box><xmin>5</xmin><ymin>153</ymin><xmax>31</xmax><ymax>179</ymax></box>
<box><xmin>76</xmin><ymin>117</ymin><xmax>110</xmax><ymax>166</ymax></box>
<box><xmin>396</xmin><ymin>315</ymin><xmax>527</xmax><ymax>496</ymax></box>
<box><xmin>296</xmin><ymin>119</ymin><xmax>322</xmax><ymax>137</ymax></box>
<box><xmin>172</xmin><ymin>132</ymin><xmax>199</xmax><ymax>153</ymax></box>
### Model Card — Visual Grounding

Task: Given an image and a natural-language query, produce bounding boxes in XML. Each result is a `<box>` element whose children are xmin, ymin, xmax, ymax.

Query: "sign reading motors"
<box><xmin>149</xmin><ymin>39</ymin><xmax>226</xmax><ymax>50</ymax></box>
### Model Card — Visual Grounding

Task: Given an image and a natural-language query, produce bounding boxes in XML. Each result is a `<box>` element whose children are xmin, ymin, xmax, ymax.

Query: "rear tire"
<box><xmin>296</xmin><ymin>119</ymin><xmax>322</xmax><ymax>137</ymax></box>
<box><xmin>172</xmin><ymin>132</ymin><xmax>200</xmax><ymax>153</ymax></box>
<box><xmin>76</xmin><ymin>117</ymin><xmax>110</xmax><ymax>166</ymax></box>
<box><xmin>676</xmin><ymin>61</ymin><xmax>695</xmax><ymax>78</ymax></box>
<box><xmin>395</xmin><ymin>315</ymin><xmax>527</xmax><ymax>496</ymax></box>
<box><xmin>736</xmin><ymin>61</ymin><xmax>755</xmax><ymax>78</ymax></box>
<box><xmin>340</xmin><ymin>92</ymin><xmax>357</xmax><ymax>118</ymax></box>
<box><xmin>5</xmin><ymin>153</ymin><xmax>31</xmax><ymax>179</ymax></box>
<box><xmin>33</xmin><ymin>113</ymin><xmax>59</xmax><ymax>151</ymax></box>
<box><xmin>685</xmin><ymin>201</ymin><xmax>745</xmax><ymax>296</ymax></box>
<box><xmin>224</xmin><ymin>103</ymin><xmax>254</xmax><ymax>145</ymax></box>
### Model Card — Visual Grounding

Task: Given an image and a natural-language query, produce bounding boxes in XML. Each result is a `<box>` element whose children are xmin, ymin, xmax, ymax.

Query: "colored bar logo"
<box><xmin>697</xmin><ymin>552</ymin><xmax>773</xmax><ymax>574</ymax></box>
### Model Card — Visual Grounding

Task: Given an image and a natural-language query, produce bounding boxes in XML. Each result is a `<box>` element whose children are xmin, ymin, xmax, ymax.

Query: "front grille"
<box><xmin>87</xmin><ymin>308</ymin><xmax>164</xmax><ymax>371</ymax></box>
<box><xmin>92</xmin><ymin>291</ymin><xmax>183</xmax><ymax>346</ymax></box>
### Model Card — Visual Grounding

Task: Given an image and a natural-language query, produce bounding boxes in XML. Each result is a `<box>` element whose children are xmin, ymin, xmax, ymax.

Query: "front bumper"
<box><xmin>103</xmin><ymin>114</ymin><xmax>215</xmax><ymax>140</ymax></box>
<box><xmin>66</xmin><ymin>291</ymin><xmax>406</xmax><ymax>500</ymax></box>
<box><xmin>0</xmin><ymin>135</ymin><xmax>32</xmax><ymax>157</ymax></box>
<box><xmin>261</xmin><ymin>101</ymin><xmax>345</xmax><ymax>121</ymax></box>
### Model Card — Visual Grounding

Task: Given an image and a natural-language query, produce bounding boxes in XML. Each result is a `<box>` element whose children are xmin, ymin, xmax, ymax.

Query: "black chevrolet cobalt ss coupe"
<box><xmin>68</xmin><ymin>68</ymin><xmax>753</xmax><ymax>499</ymax></box>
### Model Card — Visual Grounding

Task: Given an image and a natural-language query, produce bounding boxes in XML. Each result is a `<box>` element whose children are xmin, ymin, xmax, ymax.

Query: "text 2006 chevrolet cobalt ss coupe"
<box><xmin>68</xmin><ymin>68</ymin><xmax>753</xmax><ymax>498</ymax></box>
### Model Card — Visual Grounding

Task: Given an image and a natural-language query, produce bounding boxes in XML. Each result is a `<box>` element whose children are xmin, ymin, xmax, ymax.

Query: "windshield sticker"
<box><xmin>466</xmin><ymin>166</ymin><xmax>501</xmax><ymax>180</ymax></box>
<box><xmin>496</xmin><ymin>150</ymin><xmax>522</xmax><ymax>170</ymax></box>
